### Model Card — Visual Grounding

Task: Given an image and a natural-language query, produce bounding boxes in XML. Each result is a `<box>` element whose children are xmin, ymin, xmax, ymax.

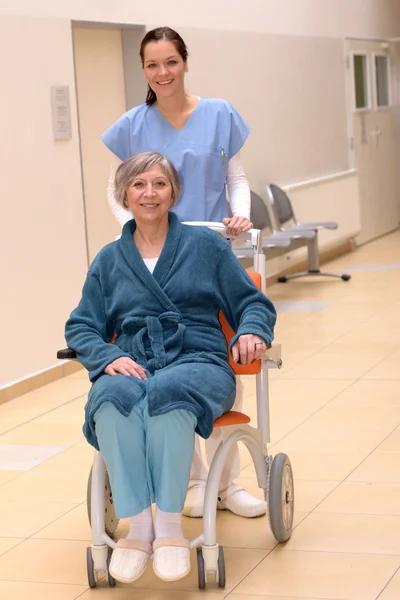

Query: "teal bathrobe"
<box><xmin>65</xmin><ymin>213</ymin><xmax>276</xmax><ymax>450</ymax></box>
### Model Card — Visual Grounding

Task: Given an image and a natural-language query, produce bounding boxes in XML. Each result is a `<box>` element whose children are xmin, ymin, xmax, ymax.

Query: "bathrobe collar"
<box><xmin>119</xmin><ymin>212</ymin><xmax>183</xmax><ymax>312</ymax></box>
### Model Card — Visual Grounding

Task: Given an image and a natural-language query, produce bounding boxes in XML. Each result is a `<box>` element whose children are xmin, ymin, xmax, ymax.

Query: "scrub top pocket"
<box><xmin>205</xmin><ymin>151</ymin><xmax>228</xmax><ymax>192</ymax></box>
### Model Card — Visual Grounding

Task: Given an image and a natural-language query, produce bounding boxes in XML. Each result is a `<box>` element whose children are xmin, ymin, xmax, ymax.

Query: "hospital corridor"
<box><xmin>2</xmin><ymin>0</ymin><xmax>400</xmax><ymax>598</ymax></box>
<box><xmin>0</xmin><ymin>230</ymin><xmax>400</xmax><ymax>599</ymax></box>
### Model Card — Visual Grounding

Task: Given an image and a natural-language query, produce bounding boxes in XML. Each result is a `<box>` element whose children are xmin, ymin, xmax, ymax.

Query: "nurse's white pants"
<box><xmin>189</xmin><ymin>376</ymin><xmax>243</xmax><ymax>491</ymax></box>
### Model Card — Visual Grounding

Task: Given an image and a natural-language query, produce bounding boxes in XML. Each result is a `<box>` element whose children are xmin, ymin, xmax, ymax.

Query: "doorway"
<box><xmin>346</xmin><ymin>38</ymin><xmax>400</xmax><ymax>245</ymax></box>
<box><xmin>72</xmin><ymin>23</ymin><xmax>146</xmax><ymax>263</ymax></box>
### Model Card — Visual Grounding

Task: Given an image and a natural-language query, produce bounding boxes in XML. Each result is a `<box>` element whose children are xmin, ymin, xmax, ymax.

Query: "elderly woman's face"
<box><xmin>125</xmin><ymin>165</ymin><xmax>173</xmax><ymax>222</ymax></box>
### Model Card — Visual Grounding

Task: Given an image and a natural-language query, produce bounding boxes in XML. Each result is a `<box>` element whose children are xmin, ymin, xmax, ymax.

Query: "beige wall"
<box><xmin>0</xmin><ymin>15</ymin><xmax>87</xmax><ymax>388</ymax></box>
<box><xmin>1</xmin><ymin>0</ymin><xmax>400</xmax><ymax>39</ymax></box>
<box><xmin>284</xmin><ymin>170</ymin><xmax>361</xmax><ymax>257</ymax></box>
<box><xmin>184</xmin><ymin>29</ymin><xmax>349</xmax><ymax>187</ymax></box>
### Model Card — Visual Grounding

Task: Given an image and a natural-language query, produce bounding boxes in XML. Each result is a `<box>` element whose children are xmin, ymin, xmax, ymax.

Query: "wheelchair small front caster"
<box><xmin>196</xmin><ymin>546</ymin><xmax>226</xmax><ymax>589</ymax></box>
<box><xmin>196</xmin><ymin>547</ymin><xmax>206</xmax><ymax>589</ymax></box>
<box><xmin>86</xmin><ymin>547</ymin><xmax>97</xmax><ymax>588</ymax></box>
<box><xmin>268</xmin><ymin>453</ymin><xmax>294</xmax><ymax>542</ymax></box>
<box><xmin>217</xmin><ymin>545</ymin><xmax>226</xmax><ymax>588</ymax></box>
<box><xmin>106</xmin><ymin>546</ymin><xmax>116</xmax><ymax>587</ymax></box>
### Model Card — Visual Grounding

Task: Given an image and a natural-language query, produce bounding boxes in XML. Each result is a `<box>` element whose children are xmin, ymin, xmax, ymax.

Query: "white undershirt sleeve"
<box><xmin>107</xmin><ymin>154</ymin><xmax>133</xmax><ymax>228</ymax></box>
<box><xmin>226</xmin><ymin>151</ymin><xmax>251</xmax><ymax>220</ymax></box>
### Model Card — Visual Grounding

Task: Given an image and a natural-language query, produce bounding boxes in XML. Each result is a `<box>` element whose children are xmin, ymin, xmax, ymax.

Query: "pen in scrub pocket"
<box><xmin>221</xmin><ymin>147</ymin><xmax>226</xmax><ymax>162</ymax></box>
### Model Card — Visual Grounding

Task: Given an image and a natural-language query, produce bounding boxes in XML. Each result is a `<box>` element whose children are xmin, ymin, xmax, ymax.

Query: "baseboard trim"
<box><xmin>0</xmin><ymin>361</ymin><xmax>83</xmax><ymax>406</ymax></box>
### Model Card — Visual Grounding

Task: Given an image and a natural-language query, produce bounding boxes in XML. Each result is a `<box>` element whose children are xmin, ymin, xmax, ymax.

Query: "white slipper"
<box><xmin>153</xmin><ymin>537</ymin><xmax>191</xmax><ymax>581</ymax></box>
<box><xmin>109</xmin><ymin>538</ymin><xmax>152</xmax><ymax>583</ymax></box>
<box><xmin>218</xmin><ymin>483</ymin><xmax>267</xmax><ymax>517</ymax></box>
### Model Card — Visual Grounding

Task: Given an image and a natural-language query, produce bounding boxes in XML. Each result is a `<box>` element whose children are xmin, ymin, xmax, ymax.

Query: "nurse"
<box><xmin>101</xmin><ymin>26</ymin><xmax>266</xmax><ymax>519</ymax></box>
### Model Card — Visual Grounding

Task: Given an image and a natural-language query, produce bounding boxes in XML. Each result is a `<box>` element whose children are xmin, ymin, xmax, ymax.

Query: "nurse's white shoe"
<box><xmin>183</xmin><ymin>482</ymin><xmax>267</xmax><ymax>518</ymax></box>
<box><xmin>218</xmin><ymin>483</ymin><xmax>267</xmax><ymax>518</ymax></box>
<box><xmin>183</xmin><ymin>483</ymin><xmax>205</xmax><ymax>517</ymax></box>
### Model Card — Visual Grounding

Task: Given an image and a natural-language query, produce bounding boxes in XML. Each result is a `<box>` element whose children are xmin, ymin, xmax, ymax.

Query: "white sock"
<box><xmin>154</xmin><ymin>507</ymin><xmax>184</xmax><ymax>540</ymax></box>
<box><xmin>126</xmin><ymin>507</ymin><xmax>154</xmax><ymax>544</ymax></box>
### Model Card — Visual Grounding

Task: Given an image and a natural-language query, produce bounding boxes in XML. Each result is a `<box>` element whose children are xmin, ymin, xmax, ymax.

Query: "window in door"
<box><xmin>353</xmin><ymin>54</ymin><xmax>370</xmax><ymax>110</ymax></box>
<box><xmin>374</xmin><ymin>54</ymin><xmax>390</xmax><ymax>108</ymax></box>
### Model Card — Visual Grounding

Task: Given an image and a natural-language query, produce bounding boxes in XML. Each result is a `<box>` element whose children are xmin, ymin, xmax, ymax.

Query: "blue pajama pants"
<box><xmin>94</xmin><ymin>397</ymin><xmax>197</xmax><ymax>519</ymax></box>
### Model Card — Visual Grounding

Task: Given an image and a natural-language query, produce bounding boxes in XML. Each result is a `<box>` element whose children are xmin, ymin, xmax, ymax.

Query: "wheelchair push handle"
<box><xmin>182</xmin><ymin>221</ymin><xmax>261</xmax><ymax>252</ymax></box>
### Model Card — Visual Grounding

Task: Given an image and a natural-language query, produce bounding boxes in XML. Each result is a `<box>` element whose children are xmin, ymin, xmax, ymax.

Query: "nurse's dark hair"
<box><xmin>140</xmin><ymin>27</ymin><xmax>188</xmax><ymax>105</ymax></box>
<box><xmin>115</xmin><ymin>152</ymin><xmax>181</xmax><ymax>208</ymax></box>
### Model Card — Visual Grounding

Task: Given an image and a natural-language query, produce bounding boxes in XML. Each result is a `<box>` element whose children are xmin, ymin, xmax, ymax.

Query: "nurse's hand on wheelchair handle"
<box><xmin>231</xmin><ymin>334</ymin><xmax>266</xmax><ymax>365</ymax></box>
<box><xmin>105</xmin><ymin>357</ymin><xmax>148</xmax><ymax>379</ymax></box>
<box><xmin>222</xmin><ymin>216</ymin><xmax>253</xmax><ymax>237</ymax></box>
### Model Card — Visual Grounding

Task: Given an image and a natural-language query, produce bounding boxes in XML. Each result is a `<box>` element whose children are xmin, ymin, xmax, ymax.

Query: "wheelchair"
<box><xmin>57</xmin><ymin>225</ymin><xmax>294</xmax><ymax>590</ymax></box>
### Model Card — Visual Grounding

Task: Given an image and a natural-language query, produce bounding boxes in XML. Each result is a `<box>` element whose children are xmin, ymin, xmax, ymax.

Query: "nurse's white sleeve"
<box><xmin>107</xmin><ymin>154</ymin><xmax>133</xmax><ymax>228</ymax></box>
<box><xmin>226</xmin><ymin>151</ymin><xmax>251</xmax><ymax>220</ymax></box>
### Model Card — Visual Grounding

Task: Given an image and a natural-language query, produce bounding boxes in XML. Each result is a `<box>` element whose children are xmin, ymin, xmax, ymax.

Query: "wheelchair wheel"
<box><xmin>196</xmin><ymin>547</ymin><xmax>206</xmax><ymax>589</ymax></box>
<box><xmin>106</xmin><ymin>546</ymin><xmax>116</xmax><ymax>587</ymax></box>
<box><xmin>217</xmin><ymin>545</ymin><xmax>226</xmax><ymax>588</ymax></box>
<box><xmin>268</xmin><ymin>453</ymin><xmax>294</xmax><ymax>543</ymax></box>
<box><xmin>86</xmin><ymin>546</ymin><xmax>97</xmax><ymax>588</ymax></box>
<box><xmin>87</xmin><ymin>466</ymin><xmax>120</xmax><ymax>537</ymax></box>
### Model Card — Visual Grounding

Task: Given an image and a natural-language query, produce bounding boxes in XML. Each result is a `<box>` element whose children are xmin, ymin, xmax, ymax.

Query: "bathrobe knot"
<box><xmin>121</xmin><ymin>311</ymin><xmax>186</xmax><ymax>370</ymax></box>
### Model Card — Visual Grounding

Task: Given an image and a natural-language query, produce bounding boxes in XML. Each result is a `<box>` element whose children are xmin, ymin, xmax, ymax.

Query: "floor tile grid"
<box><xmin>377</xmin><ymin>566</ymin><xmax>400</xmax><ymax>600</ymax></box>
<box><xmin>0</xmin><ymin>391</ymin><xmax>89</xmax><ymax>440</ymax></box>
<box><xmin>263</xmin><ymin>298</ymin><xmax>400</xmax><ymax>460</ymax></box>
<box><xmin>256</xmin><ymin>368</ymin><xmax>400</xmax><ymax>560</ymax></box>
<box><xmin>0</xmin><ymin>500</ymin><xmax>88</xmax><ymax>550</ymax></box>
<box><xmin>238</xmin><ymin>377</ymin><xmax>357</xmax><ymax>473</ymax></box>
<box><xmin>230</xmin><ymin>388</ymin><xmax>400</xmax><ymax>588</ymax></box>
<box><xmin>229</xmin><ymin>237</ymin><xmax>400</xmax><ymax>598</ymax></box>
<box><xmin>266</xmin><ymin>391</ymin><xmax>400</xmax><ymax>473</ymax></box>
<box><xmin>0</xmin><ymin>387</ymin><xmax>90</xmax><ymax>558</ymax></box>
<box><xmin>269</xmin><ymin>295</ymin><xmax>400</xmax><ymax>382</ymax></box>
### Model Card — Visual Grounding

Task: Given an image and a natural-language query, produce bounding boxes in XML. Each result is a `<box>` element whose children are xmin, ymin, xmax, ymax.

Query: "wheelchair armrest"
<box><xmin>262</xmin><ymin>343</ymin><xmax>282</xmax><ymax>368</ymax></box>
<box><xmin>57</xmin><ymin>348</ymin><xmax>77</xmax><ymax>360</ymax></box>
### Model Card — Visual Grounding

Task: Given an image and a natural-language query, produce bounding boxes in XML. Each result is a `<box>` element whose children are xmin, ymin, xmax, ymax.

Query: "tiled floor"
<box><xmin>0</xmin><ymin>230</ymin><xmax>400</xmax><ymax>599</ymax></box>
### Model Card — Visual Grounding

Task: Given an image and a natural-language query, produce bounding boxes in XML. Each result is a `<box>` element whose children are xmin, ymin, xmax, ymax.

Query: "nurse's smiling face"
<box><xmin>143</xmin><ymin>40</ymin><xmax>188</xmax><ymax>99</ymax></box>
<box><xmin>125</xmin><ymin>165</ymin><xmax>173</xmax><ymax>224</ymax></box>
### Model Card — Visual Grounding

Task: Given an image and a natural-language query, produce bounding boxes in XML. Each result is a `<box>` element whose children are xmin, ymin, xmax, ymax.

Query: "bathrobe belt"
<box><xmin>120</xmin><ymin>311</ymin><xmax>186</xmax><ymax>370</ymax></box>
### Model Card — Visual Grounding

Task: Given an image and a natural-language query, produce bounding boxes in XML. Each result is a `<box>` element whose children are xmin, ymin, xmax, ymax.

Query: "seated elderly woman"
<box><xmin>65</xmin><ymin>151</ymin><xmax>276</xmax><ymax>585</ymax></box>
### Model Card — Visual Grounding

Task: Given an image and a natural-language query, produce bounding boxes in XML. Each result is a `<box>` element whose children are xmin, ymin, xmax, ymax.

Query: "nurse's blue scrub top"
<box><xmin>101</xmin><ymin>98</ymin><xmax>250</xmax><ymax>222</ymax></box>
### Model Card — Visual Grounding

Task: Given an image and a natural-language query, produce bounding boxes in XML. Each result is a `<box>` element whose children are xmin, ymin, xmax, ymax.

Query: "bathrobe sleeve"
<box><xmin>213</xmin><ymin>247</ymin><xmax>277</xmax><ymax>350</ymax></box>
<box><xmin>65</xmin><ymin>271</ymin><xmax>130</xmax><ymax>381</ymax></box>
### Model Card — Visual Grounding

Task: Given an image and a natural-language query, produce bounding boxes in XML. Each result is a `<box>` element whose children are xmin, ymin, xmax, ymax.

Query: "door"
<box><xmin>73</xmin><ymin>26</ymin><xmax>127</xmax><ymax>263</ymax></box>
<box><xmin>346</xmin><ymin>39</ymin><xmax>400</xmax><ymax>245</ymax></box>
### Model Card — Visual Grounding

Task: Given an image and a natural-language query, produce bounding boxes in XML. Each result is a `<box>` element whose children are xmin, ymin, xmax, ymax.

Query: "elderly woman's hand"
<box><xmin>222</xmin><ymin>216</ymin><xmax>253</xmax><ymax>237</ymax></box>
<box><xmin>105</xmin><ymin>357</ymin><xmax>148</xmax><ymax>379</ymax></box>
<box><xmin>231</xmin><ymin>334</ymin><xmax>266</xmax><ymax>365</ymax></box>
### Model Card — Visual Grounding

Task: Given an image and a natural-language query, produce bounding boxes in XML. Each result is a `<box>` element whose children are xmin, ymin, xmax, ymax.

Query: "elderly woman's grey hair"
<box><xmin>114</xmin><ymin>152</ymin><xmax>181</xmax><ymax>209</ymax></box>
